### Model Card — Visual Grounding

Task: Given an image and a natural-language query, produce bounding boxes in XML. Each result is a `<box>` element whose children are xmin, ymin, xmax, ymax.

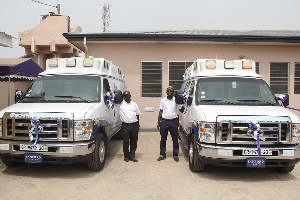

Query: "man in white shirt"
<box><xmin>157</xmin><ymin>86</ymin><xmax>184</xmax><ymax>162</ymax></box>
<box><xmin>120</xmin><ymin>91</ymin><xmax>141</xmax><ymax>162</ymax></box>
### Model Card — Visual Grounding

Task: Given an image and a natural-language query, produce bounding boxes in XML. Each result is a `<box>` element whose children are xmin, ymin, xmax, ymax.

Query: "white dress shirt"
<box><xmin>120</xmin><ymin>100</ymin><xmax>141</xmax><ymax>123</ymax></box>
<box><xmin>159</xmin><ymin>97</ymin><xmax>182</xmax><ymax>119</ymax></box>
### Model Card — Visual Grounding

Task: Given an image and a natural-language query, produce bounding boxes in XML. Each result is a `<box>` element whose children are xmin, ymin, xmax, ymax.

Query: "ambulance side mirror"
<box><xmin>187</xmin><ymin>96</ymin><xmax>193</xmax><ymax>106</ymax></box>
<box><xmin>175</xmin><ymin>91</ymin><xmax>184</xmax><ymax>104</ymax></box>
<box><xmin>15</xmin><ymin>90</ymin><xmax>23</xmax><ymax>103</ymax></box>
<box><xmin>279</xmin><ymin>93</ymin><xmax>289</xmax><ymax>107</ymax></box>
<box><xmin>114</xmin><ymin>90</ymin><xmax>123</xmax><ymax>104</ymax></box>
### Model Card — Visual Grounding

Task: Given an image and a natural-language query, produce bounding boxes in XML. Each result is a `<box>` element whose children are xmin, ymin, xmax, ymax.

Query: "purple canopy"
<box><xmin>0</xmin><ymin>58</ymin><xmax>43</xmax><ymax>79</ymax></box>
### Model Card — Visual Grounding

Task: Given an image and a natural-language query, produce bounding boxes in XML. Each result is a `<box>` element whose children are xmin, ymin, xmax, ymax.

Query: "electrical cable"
<box><xmin>30</xmin><ymin>0</ymin><xmax>57</xmax><ymax>8</ymax></box>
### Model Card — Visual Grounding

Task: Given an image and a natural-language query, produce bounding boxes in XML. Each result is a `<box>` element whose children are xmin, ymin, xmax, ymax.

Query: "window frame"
<box><xmin>141</xmin><ymin>61</ymin><xmax>162</xmax><ymax>98</ymax></box>
<box><xmin>168</xmin><ymin>61</ymin><xmax>193</xmax><ymax>92</ymax></box>
<box><xmin>269</xmin><ymin>62</ymin><xmax>289</xmax><ymax>95</ymax></box>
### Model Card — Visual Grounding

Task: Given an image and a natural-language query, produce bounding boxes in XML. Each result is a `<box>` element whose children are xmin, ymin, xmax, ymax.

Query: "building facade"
<box><xmin>19</xmin><ymin>14</ymin><xmax>82</xmax><ymax>70</ymax></box>
<box><xmin>64</xmin><ymin>30</ymin><xmax>300</xmax><ymax>129</ymax></box>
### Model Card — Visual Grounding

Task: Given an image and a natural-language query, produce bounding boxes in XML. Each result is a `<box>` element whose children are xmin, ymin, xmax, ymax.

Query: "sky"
<box><xmin>1</xmin><ymin>0</ymin><xmax>300</xmax><ymax>58</ymax></box>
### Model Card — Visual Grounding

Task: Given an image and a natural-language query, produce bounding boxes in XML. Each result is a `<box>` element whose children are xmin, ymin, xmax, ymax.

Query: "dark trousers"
<box><xmin>122</xmin><ymin>122</ymin><xmax>139</xmax><ymax>158</ymax></box>
<box><xmin>159</xmin><ymin>119</ymin><xmax>179</xmax><ymax>157</ymax></box>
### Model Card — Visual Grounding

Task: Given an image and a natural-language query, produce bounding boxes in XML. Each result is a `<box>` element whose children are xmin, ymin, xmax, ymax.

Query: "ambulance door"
<box><xmin>181</xmin><ymin>80</ymin><xmax>195</xmax><ymax>131</ymax></box>
<box><xmin>103</xmin><ymin>78</ymin><xmax>117</xmax><ymax>138</ymax></box>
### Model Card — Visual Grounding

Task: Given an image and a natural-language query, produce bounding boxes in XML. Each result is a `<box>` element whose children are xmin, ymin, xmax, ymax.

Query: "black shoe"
<box><xmin>157</xmin><ymin>156</ymin><xmax>166</xmax><ymax>161</ymax></box>
<box><xmin>124</xmin><ymin>157</ymin><xmax>129</xmax><ymax>162</ymax></box>
<box><xmin>130</xmin><ymin>157</ymin><xmax>138</xmax><ymax>162</ymax></box>
<box><xmin>173</xmin><ymin>156</ymin><xmax>179</xmax><ymax>162</ymax></box>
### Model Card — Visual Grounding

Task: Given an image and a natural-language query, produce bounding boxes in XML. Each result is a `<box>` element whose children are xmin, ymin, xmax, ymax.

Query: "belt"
<box><xmin>122</xmin><ymin>122</ymin><xmax>138</xmax><ymax>125</ymax></box>
<box><xmin>162</xmin><ymin>118</ymin><xmax>177</xmax><ymax>122</ymax></box>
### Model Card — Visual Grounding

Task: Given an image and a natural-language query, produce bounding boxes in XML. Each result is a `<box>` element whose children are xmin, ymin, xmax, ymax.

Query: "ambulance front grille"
<box><xmin>220</xmin><ymin>122</ymin><xmax>289</xmax><ymax>143</ymax></box>
<box><xmin>5</xmin><ymin>118</ymin><xmax>69</xmax><ymax>140</ymax></box>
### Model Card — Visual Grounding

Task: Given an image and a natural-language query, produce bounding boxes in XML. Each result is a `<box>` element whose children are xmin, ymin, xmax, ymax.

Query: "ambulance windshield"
<box><xmin>21</xmin><ymin>75</ymin><xmax>100</xmax><ymax>103</ymax></box>
<box><xmin>196</xmin><ymin>77</ymin><xmax>277</xmax><ymax>105</ymax></box>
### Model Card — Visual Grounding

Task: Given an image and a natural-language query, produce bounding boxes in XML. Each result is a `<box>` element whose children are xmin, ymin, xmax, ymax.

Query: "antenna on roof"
<box><xmin>102</xmin><ymin>1</ymin><xmax>111</xmax><ymax>32</ymax></box>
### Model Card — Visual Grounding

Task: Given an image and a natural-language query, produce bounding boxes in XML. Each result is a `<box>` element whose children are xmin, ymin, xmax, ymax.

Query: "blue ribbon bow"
<box><xmin>182</xmin><ymin>92</ymin><xmax>189</xmax><ymax>114</ymax></box>
<box><xmin>279</xmin><ymin>95</ymin><xmax>300</xmax><ymax>111</ymax></box>
<box><xmin>248</xmin><ymin>122</ymin><xmax>262</xmax><ymax>156</ymax></box>
<box><xmin>106</xmin><ymin>91</ymin><xmax>114</xmax><ymax>109</ymax></box>
<box><xmin>30</xmin><ymin>117</ymin><xmax>40</xmax><ymax>146</ymax></box>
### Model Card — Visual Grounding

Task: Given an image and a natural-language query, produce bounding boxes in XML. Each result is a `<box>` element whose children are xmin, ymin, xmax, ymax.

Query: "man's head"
<box><xmin>166</xmin><ymin>86</ymin><xmax>174</xmax><ymax>99</ymax></box>
<box><xmin>123</xmin><ymin>91</ymin><xmax>131</xmax><ymax>103</ymax></box>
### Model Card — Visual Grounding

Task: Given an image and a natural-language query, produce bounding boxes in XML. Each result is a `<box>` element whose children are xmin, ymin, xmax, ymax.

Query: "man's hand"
<box><xmin>179</xmin><ymin>105</ymin><xmax>185</xmax><ymax>113</ymax></box>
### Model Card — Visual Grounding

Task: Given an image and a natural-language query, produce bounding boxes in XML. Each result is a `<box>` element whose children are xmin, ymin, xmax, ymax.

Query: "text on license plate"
<box><xmin>20</xmin><ymin>144</ymin><xmax>48</xmax><ymax>152</ymax></box>
<box><xmin>243</xmin><ymin>149</ymin><xmax>272</xmax><ymax>156</ymax></box>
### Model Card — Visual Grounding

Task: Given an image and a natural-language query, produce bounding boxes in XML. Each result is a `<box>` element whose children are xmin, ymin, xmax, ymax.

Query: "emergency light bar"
<box><xmin>83</xmin><ymin>58</ymin><xmax>93</xmax><ymax>67</ymax></box>
<box><xmin>206</xmin><ymin>60</ymin><xmax>216</xmax><ymax>69</ymax></box>
<box><xmin>66</xmin><ymin>59</ymin><xmax>76</xmax><ymax>67</ymax></box>
<box><xmin>224</xmin><ymin>61</ymin><xmax>234</xmax><ymax>69</ymax></box>
<box><xmin>48</xmin><ymin>59</ymin><xmax>58</xmax><ymax>67</ymax></box>
<box><xmin>243</xmin><ymin>61</ymin><xmax>252</xmax><ymax>69</ymax></box>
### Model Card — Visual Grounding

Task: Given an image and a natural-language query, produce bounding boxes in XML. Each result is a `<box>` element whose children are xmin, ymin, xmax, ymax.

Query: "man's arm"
<box><xmin>157</xmin><ymin>109</ymin><xmax>163</xmax><ymax>130</ymax></box>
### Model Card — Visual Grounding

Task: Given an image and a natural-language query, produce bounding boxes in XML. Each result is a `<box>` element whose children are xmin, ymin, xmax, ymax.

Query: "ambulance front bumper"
<box><xmin>0</xmin><ymin>139</ymin><xmax>95</xmax><ymax>164</ymax></box>
<box><xmin>196</xmin><ymin>142</ymin><xmax>300</xmax><ymax>167</ymax></box>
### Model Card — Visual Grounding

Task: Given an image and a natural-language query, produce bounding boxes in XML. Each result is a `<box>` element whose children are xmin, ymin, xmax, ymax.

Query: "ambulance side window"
<box><xmin>189</xmin><ymin>80</ymin><xmax>195</xmax><ymax>97</ymax></box>
<box><xmin>184</xmin><ymin>81</ymin><xmax>190</xmax><ymax>92</ymax></box>
<box><xmin>103</xmin><ymin>78</ymin><xmax>111</xmax><ymax>94</ymax></box>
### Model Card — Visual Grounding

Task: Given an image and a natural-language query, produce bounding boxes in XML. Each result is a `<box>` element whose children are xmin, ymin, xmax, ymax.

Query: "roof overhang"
<box><xmin>0</xmin><ymin>32</ymin><xmax>14</xmax><ymax>48</ymax></box>
<box><xmin>63</xmin><ymin>30</ymin><xmax>300</xmax><ymax>52</ymax></box>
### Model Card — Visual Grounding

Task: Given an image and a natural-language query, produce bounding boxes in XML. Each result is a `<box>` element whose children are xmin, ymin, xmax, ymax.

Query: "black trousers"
<box><xmin>159</xmin><ymin>119</ymin><xmax>179</xmax><ymax>157</ymax></box>
<box><xmin>122</xmin><ymin>122</ymin><xmax>139</xmax><ymax>158</ymax></box>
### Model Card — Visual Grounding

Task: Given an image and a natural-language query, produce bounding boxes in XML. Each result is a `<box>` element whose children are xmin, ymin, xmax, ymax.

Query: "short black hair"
<box><xmin>123</xmin><ymin>91</ymin><xmax>131</xmax><ymax>97</ymax></box>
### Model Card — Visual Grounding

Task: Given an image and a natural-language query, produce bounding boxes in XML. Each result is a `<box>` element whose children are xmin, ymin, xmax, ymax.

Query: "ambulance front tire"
<box><xmin>87</xmin><ymin>133</ymin><xmax>106</xmax><ymax>171</ymax></box>
<box><xmin>275</xmin><ymin>164</ymin><xmax>295</xmax><ymax>173</ymax></box>
<box><xmin>1</xmin><ymin>158</ymin><xmax>23</xmax><ymax>167</ymax></box>
<box><xmin>188</xmin><ymin>134</ymin><xmax>205</xmax><ymax>172</ymax></box>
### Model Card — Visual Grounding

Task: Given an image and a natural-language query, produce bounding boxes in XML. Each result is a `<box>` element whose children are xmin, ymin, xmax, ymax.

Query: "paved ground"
<box><xmin>0</xmin><ymin>132</ymin><xmax>299</xmax><ymax>200</ymax></box>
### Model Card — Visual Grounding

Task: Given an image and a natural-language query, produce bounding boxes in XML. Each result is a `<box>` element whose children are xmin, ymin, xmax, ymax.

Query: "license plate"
<box><xmin>25</xmin><ymin>153</ymin><xmax>43</xmax><ymax>163</ymax></box>
<box><xmin>242</xmin><ymin>149</ymin><xmax>272</xmax><ymax>156</ymax></box>
<box><xmin>247</xmin><ymin>157</ymin><xmax>265</xmax><ymax>168</ymax></box>
<box><xmin>20</xmin><ymin>144</ymin><xmax>48</xmax><ymax>152</ymax></box>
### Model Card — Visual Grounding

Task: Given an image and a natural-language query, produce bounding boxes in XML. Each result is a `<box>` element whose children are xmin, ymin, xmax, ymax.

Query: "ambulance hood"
<box><xmin>0</xmin><ymin>103</ymin><xmax>98</xmax><ymax>120</ymax></box>
<box><xmin>193</xmin><ymin>105</ymin><xmax>300</xmax><ymax>123</ymax></box>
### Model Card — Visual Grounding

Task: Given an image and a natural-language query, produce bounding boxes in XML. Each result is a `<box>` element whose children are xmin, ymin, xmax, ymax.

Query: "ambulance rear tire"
<box><xmin>87</xmin><ymin>133</ymin><xmax>106</xmax><ymax>171</ymax></box>
<box><xmin>275</xmin><ymin>164</ymin><xmax>295</xmax><ymax>173</ymax></box>
<box><xmin>188</xmin><ymin>134</ymin><xmax>205</xmax><ymax>172</ymax></box>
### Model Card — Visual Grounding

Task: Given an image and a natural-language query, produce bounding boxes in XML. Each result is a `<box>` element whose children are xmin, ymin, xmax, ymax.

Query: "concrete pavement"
<box><xmin>0</xmin><ymin>132</ymin><xmax>299</xmax><ymax>200</ymax></box>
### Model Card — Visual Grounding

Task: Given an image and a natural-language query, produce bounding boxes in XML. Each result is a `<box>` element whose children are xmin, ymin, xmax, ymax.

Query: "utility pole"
<box><xmin>57</xmin><ymin>4</ymin><xmax>61</xmax><ymax>15</ymax></box>
<box><xmin>102</xmin><ymin>1</ymin><xmax>110</xmax><ymax>32</ymax></box>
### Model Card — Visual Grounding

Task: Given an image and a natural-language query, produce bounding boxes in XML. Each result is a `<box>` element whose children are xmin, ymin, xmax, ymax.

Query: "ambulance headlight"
<box><xmin>199</xmin><ymin>123</ymin><xmax>215</xmax><ymax>143</ymax></box>
<box><xmin>74</xmin><ymin>120</ymin><xmax>93</xmax><ymax>140</ymax></box>
<box><xmin>292</xmin><ymin>124</ymin><xmax>300</xmax><ymax>143</ymax></box>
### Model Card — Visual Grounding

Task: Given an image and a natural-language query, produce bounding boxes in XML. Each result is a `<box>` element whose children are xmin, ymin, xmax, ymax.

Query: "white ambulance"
<box><xmin>177</xmin><ymin>59</ymin><xmax>300</xmax><ymax>173</ymax></box>
<box><xmin>0</xmin><ymin>57</ymin><xmax>125</xmax><ymax>171</ymax></box>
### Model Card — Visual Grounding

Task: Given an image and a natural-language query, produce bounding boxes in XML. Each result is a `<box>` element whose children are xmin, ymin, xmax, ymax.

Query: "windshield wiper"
<box><xmin>199</xmin><ymin>99</ymin><xmax>236</xmax><ymax>105</ymax></box>
<box><xmin>22</xmin><ymin>96</ymin><xmax>47</xmax><ymax>102</ymax></box>
<box><xmin>54</xmin><ymin>95</ymin><xmax>91</xmax><ymax>103</ymax></box>
<box><xmin>237</xmin><ymin>99</ymin><xmax>275</xmax><ymax>105</ymax></box>
<box><xmin>200</xmin><ymin>99</ymin><xmax>222</xmax><ymax>102</ymax></box>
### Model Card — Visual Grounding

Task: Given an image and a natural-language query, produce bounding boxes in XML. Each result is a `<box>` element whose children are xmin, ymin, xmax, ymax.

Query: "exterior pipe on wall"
<box><xmin>84</xmin><ymin>37</ymin><xmax>89</xmax><ymax>58</ymax></box>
